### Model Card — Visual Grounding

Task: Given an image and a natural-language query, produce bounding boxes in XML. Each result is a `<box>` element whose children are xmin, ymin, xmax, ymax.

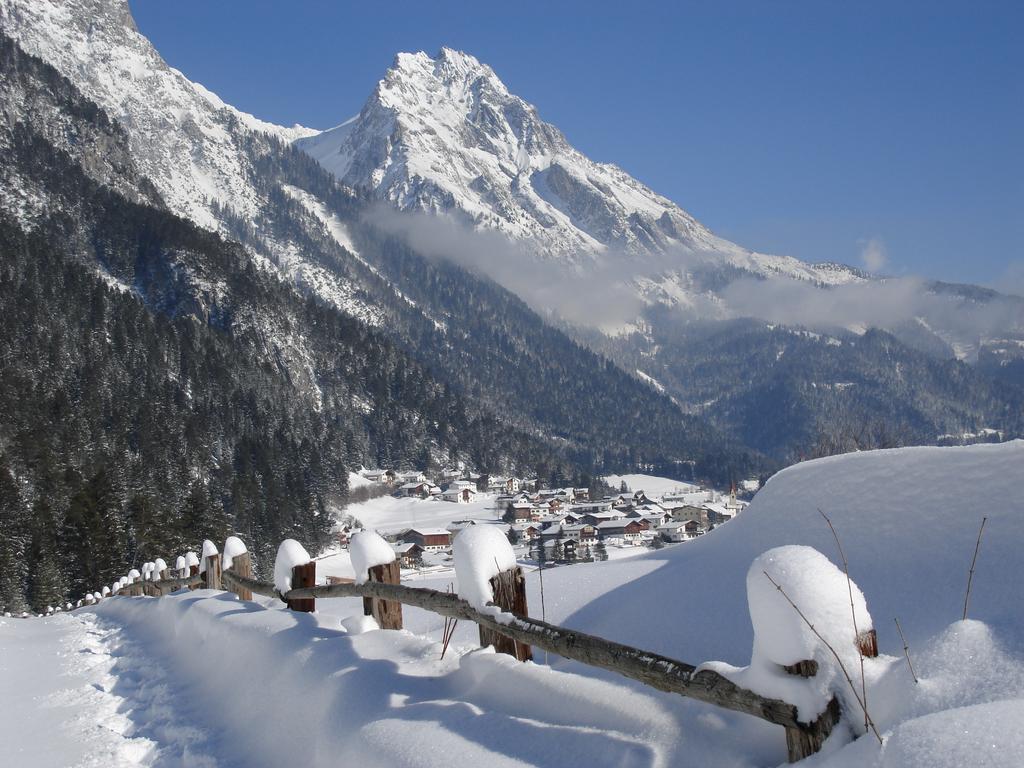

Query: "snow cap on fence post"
<box><xmin>748</xmin><ymin>545</ymin><xmax>872</xmax><ymax>670</ymax></box>
<box><xmin>154</xmin><ymin>558</ymin><xmax>167</xmax><ymax>575</ymax></box>
<box><xmin>93</xmin><ymin>591</ymin><xmax>102</xmax><ymax>601</ymax></box>
<box><xmin>453</xmin><ymin>525</ymin><xmax>517</xmax><ymax>610</ymax></box>
<box><xmin>101</xmin><ymin>586</ymin><xmax>110</xmax><ymax>596</ymax></box>
<box><xmin>198</xmin><ymin>540</ymin><xmax>219</xmax><ymax>574</ymax></box>
<box><xmin>274</xmin><ymin>539</ymin><xmax>312</xmax><ymax>593</ymax></box>
<box><xmin>127</xmin><ymin>568</ymin><xmax>141</xmax><ymax>584</ymax></box>
<box><xmin>175</xmin><ymin>555</ymin><xmax>187</xmax><ymax>574</ymax></box>
<box><xmin>222</xmin><ymin>536</ymin><xmax>248</xmax><ymax>571</ymax></box>
<box><xmin>350</xmin><ymin>531</ymin><xmax>396</xmax><ymax>585</ymax></box>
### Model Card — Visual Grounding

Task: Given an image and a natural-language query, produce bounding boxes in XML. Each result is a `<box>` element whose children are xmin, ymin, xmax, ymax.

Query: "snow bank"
<box><xmin>222</xmin><ymin>536</ymin><xmax>248</xmax><ymax>571</ymax></box>
<box><xmin>198</xmin><ymin>540</ymin><xmax>219</xmax><ymax>574</ymax></box>
<box><xmin>568</xmin><ymin>442</ymin><xmax>1024</xmax><ymax>664</ymax></box>
<box><xmin>76</xmin><ymin>591</ymin><xmax>679</xmax><ymax>767</ymax></box>
<box><xmin>349</xmin><ymin>531</ymin><xmax>395</xmax><ymax>585</ymax></box>
<box><xmin>274</xmin><ymin>540</ymin><xmax>311</xmax><ymax>593</ymax></box>
<box><xmin>453</xmin><ymin>525</ymin><xmax>517</xmax><ymax>610</ymax></box>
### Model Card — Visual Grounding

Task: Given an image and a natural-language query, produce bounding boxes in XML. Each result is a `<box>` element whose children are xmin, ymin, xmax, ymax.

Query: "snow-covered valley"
<box><xmin>4</xmin><ymin>442</ymin><xmax>1022</xmax><ymax>766</ymax></box>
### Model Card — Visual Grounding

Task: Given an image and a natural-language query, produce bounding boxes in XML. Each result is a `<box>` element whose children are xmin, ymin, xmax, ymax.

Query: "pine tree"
<box><xmin>0</xmin><ymin>455</ymin><xmax>28</xmax><ymax>613</ymax></box>
<box><xmin>27</xmin><ymin>497</ymin><xmax>66</xmax><ymax>613</ymax></box>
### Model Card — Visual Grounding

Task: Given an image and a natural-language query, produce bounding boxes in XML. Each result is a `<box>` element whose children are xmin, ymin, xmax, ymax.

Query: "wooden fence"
<box><xmin>86</xmin><ymin>546</ymin><xmax>850</xmax><ymax>762</ymax></box>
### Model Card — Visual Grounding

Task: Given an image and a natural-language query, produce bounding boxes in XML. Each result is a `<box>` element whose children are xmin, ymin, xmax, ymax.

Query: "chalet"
<box><xmin>509</xmin><ymin>523</ymin><xmax>541</xmax><ymax>543</ymax></box>
<box><xmin>361</xmin><ymin>468</ymin><xmax>397</xmax><ymax>485</ymax></box>
<box><xmin>392</xmin><ymin>542</ymin><xmax>424</xmax><ymax>568</ymax></box>
<box><xmin>702</xmin><ymin>502</ymin><xmax>735</xmax><ymax>526</ymax></box>
<box><xmin>508</xmin><ymin>500</ymin><xmax>533</xmax><ymax>522</ymax></box>
<box><xmin>669</xmin><ymin>504</ymin><xmax>709</xmax><ymax>526</ymax></box>
<box><xmin>403</xmin><ymin>528</ymin><xmax>452</xmax><ymax>551</ymax></box>
<box><xmin>596</xmin><ymin>519</ymin><xmax>646</xmax><ymax>542</ymax></box>
<box><xmin>397</xmin><ymin>470</ymin><xmax>428</xmax><ymax>484</ymax></box>
<box><xmin>442</xmin><ymin>483</ymin><xmax>477</xmax><ymax>503</ymax></box>
<box><xmin>662</xmin><ymin>489</ymin><xmax>715</xmax><ymax>507</ymax></box>
<box><xmin>561</xmin><ymin>523</ymin><xmax>598</xmax><ymax>543</ymax></box>
<box><xmin>539</xmin><ymin>523</ymin><xmax>565</xmax><ymax>541</ymax></box>
<box><xmin>581</xmin><ymin>510</ymin><xmax>623</xmax><ymax>526</ymax></box>
<box><xmin>573</xmin><ymin>487</ymin><xmax>591</xmax><ymax>501</ymax></box>
<box><xmin>571</xmin><ymin>500</ymin><xmax>614</xmax><ymax>516</ymax></box>
<box><xmin>488</xmin><ymin>476</ymin><xmax>522</xmax><ymax>494</ymax></box>
<box><xmin>657</xmin><ymin>519</ymin><xmax>706</xmax><ymax>543</ymax></box>
<box><xmin>397</xmin><ymin>481</ymin><xmax>440</xmax><ymax>499</ymax></box>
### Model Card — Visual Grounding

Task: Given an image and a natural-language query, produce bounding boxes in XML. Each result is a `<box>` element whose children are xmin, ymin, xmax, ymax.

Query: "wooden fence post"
<box><xmin>479</xmin><ymin>566</ymin><xmax>532</xmax><ymax>661</ymax></box>
<box><xmin>287</xmin><ymin>562</ymin><xmax>316</xmax><ymax>612</ymax></box>
<box><xmin>188</xmin><ymin>564</ymin><xmax>200</xmax><ymax>591</ymax></box>
<box><xmin>362</xmin><ymin>562</ymin><xmax>403</xmax><ymax>630</ymax></box>
<box><xmin>228</xmin><ymin>552</ymin><xmax>253</xmax><ymax>600</ymax></box>
<box><xmin>205</xmin><ymin>553</ymin><xmax>222</xmax><ymax>590</ymax></box>
<box><xmin>781</xmin><ymin>659</ymin><xmax>841</xmax><ymax>762</ymax></box>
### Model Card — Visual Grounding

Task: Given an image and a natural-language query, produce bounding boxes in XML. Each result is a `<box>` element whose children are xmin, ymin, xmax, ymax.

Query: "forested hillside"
<box><xmin>0</xmin><ymin>34</ymin><xmax>566</xmax><ymax>612</ymax></box>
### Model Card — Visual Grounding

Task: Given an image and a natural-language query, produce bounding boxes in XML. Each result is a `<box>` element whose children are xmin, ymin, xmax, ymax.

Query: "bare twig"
<box><xmin>537</xmin><ymin>560</ymin><xmax>548</xmax><ymax>665</ymax></box>
<box><xmin>962</xmin><ymin>516</ymin><xmax>988</xmax><ymax>621</ymax></box>
<box><xmin>819</xmin><ymin>508</ymin><xmax>869</xmax><ymax>733</ymax></box>
<box><xmin>763</xmin><ymin>570</ymin><xmax>883</xmax><ymax>744</ymax></box>
<box><xmin>441</xmin><ymin>583</ymin><xmax>458</xmax><ymax>660</ymax></box>
<box><xmin>893</xmin><ymin>617</ymin><xmax>918</xmax><ymax>683</ymax></box>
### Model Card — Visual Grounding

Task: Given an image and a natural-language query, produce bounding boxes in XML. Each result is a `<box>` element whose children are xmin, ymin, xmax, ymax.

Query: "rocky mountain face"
<box><xmin>0</xmin><ymin>0</ymin><xmax>751</xmax><ymax>484</ymax></box>
<box><xmin>298</xmin><ymin>48</ymin><xmax>861</xmax><ymax>287</ymax></box>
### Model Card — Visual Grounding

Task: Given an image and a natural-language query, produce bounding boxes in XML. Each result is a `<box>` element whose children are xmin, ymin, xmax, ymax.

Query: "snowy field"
<box><xmin>603</xmin><ymin>473</ymin><xmax>701</xmax><ymax>497</ymax></box>
<box><xmin>341</xmin><ymin>494</ymin><xmax>502</xmax><ymax>534</ymax></box>
<box><xmin>2</xmin><ymin>441</ymin><xmax>1022</xmax><ymax>767</ymax></box>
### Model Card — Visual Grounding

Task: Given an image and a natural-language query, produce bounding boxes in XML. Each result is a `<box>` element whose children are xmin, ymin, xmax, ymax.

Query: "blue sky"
<box><xmin>129</xmin><ymin>0</ymin><xmax>1022</xmax><ymax>289</ymax></box>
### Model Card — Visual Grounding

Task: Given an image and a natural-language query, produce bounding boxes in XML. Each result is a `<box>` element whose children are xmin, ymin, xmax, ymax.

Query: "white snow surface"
<box><xmin>453</xmin><ymin>525</ymin><xmax>517</xmax><ymax>610</ymax></box>
<box><xmin>349</xmin><ymin>530</ymin><xmax>396</xmax><ymax>585</ymax></box>
<box><xmin>603</xmin><ymin>473</ymin><xmax>701</xmax><ymax>497</ymax></box>
<box><xmin>273</xmin><ymin>539</ymin><xmax>312</xmax><ymax>593</ymax></box>
<box><xmin>3</xmin><ymin>441</ymin><xmax>1022</xmax><ymax>766</ymax></box>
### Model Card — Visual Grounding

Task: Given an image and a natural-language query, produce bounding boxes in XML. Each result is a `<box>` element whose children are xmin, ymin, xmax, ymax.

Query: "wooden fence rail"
<box><xmin>101</xmin><ymin>554</ymin><xmax>842</xmax><ymax>761</ymax></box>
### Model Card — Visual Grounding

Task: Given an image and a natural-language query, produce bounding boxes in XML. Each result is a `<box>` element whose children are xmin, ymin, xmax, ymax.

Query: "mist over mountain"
<box><xmin>297</xmin><ymin>46</ymin><xmax>1024</xmax><ymax>459</ymax></box>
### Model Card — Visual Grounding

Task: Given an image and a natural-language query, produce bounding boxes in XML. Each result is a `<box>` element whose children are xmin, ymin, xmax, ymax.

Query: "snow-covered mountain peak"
<box><xmin>0</xmin><ymin>0</ymin><xmax>317</xmax><ymax>229</ymax></box>
<box><xmin>298</xmin><ymin>48</ymin><xmax>864</xmax><ymax>294</ymax></box>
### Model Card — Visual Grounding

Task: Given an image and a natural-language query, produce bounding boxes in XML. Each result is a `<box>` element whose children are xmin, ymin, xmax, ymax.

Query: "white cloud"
<box><xmin>858</xmin><ymin>237</ymin><xmax>888</xmax><ymax>273</ymax></box>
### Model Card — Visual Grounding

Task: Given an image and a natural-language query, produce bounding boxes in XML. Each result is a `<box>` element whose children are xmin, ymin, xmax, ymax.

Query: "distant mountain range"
<box><xmin>0</xmin><ymin>0</ymin><xmax>1020</xmax><ymax>523</ymax></box>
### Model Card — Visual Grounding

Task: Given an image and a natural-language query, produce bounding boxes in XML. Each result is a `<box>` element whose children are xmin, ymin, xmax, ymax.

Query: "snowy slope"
<box><xmin>298</xmin><ymin>48</ymin><xmax>864</xmax><ymax>288</ymax></box>
<box><xmin>565</xmin><ymin>441</ymin><xmax>1024</xmax><ymax>663</ymax></box>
